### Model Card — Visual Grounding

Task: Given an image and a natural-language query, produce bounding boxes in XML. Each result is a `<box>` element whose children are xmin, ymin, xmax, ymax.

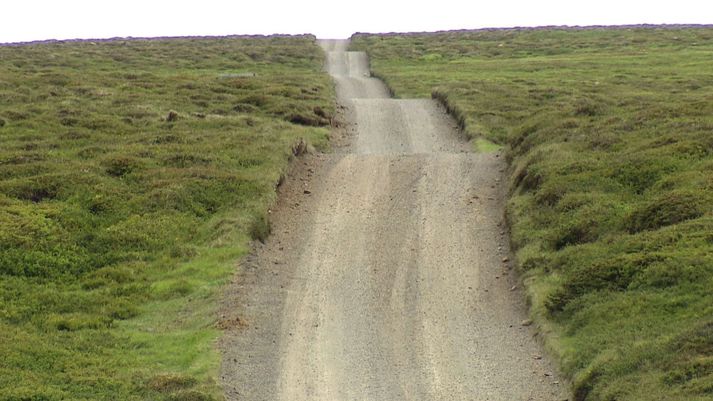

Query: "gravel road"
<box><xmin>220</xmin><ymin>39</ymin><xmax>568</xmax><ymax>401</ymax></box>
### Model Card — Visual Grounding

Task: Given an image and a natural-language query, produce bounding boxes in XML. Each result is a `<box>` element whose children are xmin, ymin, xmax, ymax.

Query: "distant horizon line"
<box><xmin>2</xmin><ymin>23</ymin><xmax>712</xmax><ymax>46</ymax></box>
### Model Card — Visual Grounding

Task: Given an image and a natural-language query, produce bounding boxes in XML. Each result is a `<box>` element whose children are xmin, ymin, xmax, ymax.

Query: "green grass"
<box><xmin>473</xmin><ymin>137</ymin><xmax>501</xmax><ymax>153</ymax></box>
<box><xmin>352</xmin><ymin>26</ymin><xmax>713</xmax><ymax>401</ymax></box>
<box><xmin>0</xmin><ymin>35</ymin><xmax>333</xmax><ymax>400</ymax></box>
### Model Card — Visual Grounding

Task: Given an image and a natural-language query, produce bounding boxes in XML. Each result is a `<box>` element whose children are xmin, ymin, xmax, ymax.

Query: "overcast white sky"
<box><xmin>2</xmin><ymin>0</ymin><xmax>712</xmax><ymax>43</ymax></box>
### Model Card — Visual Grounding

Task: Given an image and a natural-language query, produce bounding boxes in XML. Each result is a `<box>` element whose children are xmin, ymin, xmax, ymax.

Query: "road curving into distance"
<box><xmin>220</xmin><ymin>39</ymin><xmax>568</xmax><ymax>401</ymax></box>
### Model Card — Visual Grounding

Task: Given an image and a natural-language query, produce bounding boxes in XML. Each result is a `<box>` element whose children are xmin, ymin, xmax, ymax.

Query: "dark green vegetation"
<box><xmin>353</xmin><ymin>27</ymin><xmax>713</xmax><ymax>401</ymax></box>
<box><xmin>0</xmin><ymin>36</ymin><xmax>333</xmax><ymax>400</ymax></box>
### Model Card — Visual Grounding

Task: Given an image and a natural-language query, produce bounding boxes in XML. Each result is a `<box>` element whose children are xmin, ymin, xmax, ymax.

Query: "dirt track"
<box><xmin>220</xmin><ymin>39</ymin><xmax>567</xmax><ymax>401</ymax></box>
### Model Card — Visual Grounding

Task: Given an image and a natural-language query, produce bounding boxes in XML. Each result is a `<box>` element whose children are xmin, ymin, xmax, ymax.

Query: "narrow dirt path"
<box><xmin>220</xmin><ymin>39</ymin><xmax>568</xmax><ymax>401</ymax></box>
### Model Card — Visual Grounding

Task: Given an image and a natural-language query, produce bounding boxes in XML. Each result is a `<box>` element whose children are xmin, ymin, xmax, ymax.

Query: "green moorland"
<box><xmin>0</xmin><ymin>36</ymin><xmax>332</xmax><ymax>400</ymax></box>
<box><xmin>352</xmin><ymin>27</ymin><xmax>713</xmax><ymax>401</ymax></box>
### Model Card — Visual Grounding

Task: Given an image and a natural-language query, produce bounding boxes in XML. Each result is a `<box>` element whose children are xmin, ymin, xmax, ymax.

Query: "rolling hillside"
<box><xmin>352</xmin><ymin>26</ymin><xmax>713</xmax><ymax>401</ymax></box>
<box><xmin>0</xmin><ymin>35</ymin><xmax>332</xmax><ymax>401</ymax></box>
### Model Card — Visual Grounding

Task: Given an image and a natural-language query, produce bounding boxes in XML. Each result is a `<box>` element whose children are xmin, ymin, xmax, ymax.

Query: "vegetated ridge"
<box><xmin>352</xmin><ymin>26</ymin><xmax>713</xmax><ymax>401</ymax></box>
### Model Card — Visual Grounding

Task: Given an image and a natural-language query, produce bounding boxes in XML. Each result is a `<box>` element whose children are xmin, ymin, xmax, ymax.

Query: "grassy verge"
<box><xmin>0</xmin><ymin>35</ymin><xmax>333</xmax><ymax>400</ymax></box>
<box><xmin>352</xmin><ymin>26</ymin><xmax>713</xmax><ymax>401</ymax></box>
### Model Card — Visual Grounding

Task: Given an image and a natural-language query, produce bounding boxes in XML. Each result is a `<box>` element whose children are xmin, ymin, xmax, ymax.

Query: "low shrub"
<box><xmin>627</xmin><ymin>190</ymin><xmax>706</xmax><ymax>233</ymax></box>
<box><xmin>103</xmin><ymin>155</ymin><xmax>141</xmax><ymax>177</ymax></box>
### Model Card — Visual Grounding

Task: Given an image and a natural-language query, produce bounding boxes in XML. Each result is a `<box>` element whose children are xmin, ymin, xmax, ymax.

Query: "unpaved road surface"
<box><xmin>220</xmin><ymin>39</ymin><xmax>568</xmax><ymax>401</ymax></box>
